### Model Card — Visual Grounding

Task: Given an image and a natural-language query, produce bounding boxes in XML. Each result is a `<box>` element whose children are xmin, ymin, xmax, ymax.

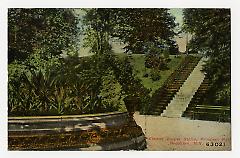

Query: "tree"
<box><xmin>82</xmin><ymin>8</ymin><xmax>114</xmax><ymax>54</ymax></box>
<box><xmin>8</xmin><ymin>8</ymin><xmax>83</xmax><ymax>116</ymax></box>
<box><xmin>83</xmin><ymin>8</ymin><xmax>177</xmax><ymax>55</ymax></box>
<box><xmin>83</xmin><ymin>9</ymin><xmax>152</xmax><ymax>112</ymax></box>
<box><xmin>111</xmin><ymin>8</ymin><xmax>177</xmax><ymax>54</ymax></box>
<box><xmin>183</xmin><ymin>9</ymin><xmax>230</xmax><ymax>105</ymax></box>
<box><xmin>8</xmin><ymin>8</ymin><xmax>79</xmax><ymax>63</ymax></box>
<box><xmin>83</xmin><ymin>8</ymin><xmax>178</xmax><ymax>71</ymax></box>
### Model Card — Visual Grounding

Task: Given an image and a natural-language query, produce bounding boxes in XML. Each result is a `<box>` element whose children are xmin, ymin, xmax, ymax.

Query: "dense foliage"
<box><xmin>83</xmin><ymin>8</ymin><xmax>178</xmax><ymax>54</ymax></box>
<box><xmin>8</xmin><ymin>8</ymin><xmax>179</xmax><ymax>116</ymax></box>
<box><xmin>111</xmin><ymin>8</ymin><xmax>178</xmax><ymax>54</ymax></box>
<box><xmin>183</xmin><ymin>9</ymin><xmax>231</xmax><ymax>105</ymax></box>
<box><xmin>8</xmin><ymin>8</ymin><xmax>79</xmax><ymax>63</ymax></box>
<box><xmin>83</xmin><ymin>8</ymin><xmax>152</xmax><ymax>113</ymax></box>
<box><xmin>144</xmin><ymin>45</ymin><xmax>169</xmax><ymax>70</ymax></box>
<box><xmin>8</xmin><ymin>54</ymin><xmax>127</xmax><ymax>116</ymax></box>
<box><xmin>82</xmin><ymin>8</ymin><xmax>178</xmax><ymax>88</ymax></box>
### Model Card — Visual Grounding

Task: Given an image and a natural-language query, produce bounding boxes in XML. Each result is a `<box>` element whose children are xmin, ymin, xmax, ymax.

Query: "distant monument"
<box><xmin>175</xmin><ymin>33</ymin><xmax>191</xmax><ymax>54</ymax></box>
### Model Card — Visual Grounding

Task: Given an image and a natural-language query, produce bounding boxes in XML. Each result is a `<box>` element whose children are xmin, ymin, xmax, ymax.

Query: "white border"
<box><xmin>1</xmin><ymin>0</ymin><xmax>240</xmax><ymax>158</ymax></box>
<box><xmin>1</xmin><ymin>0</ymin><xmax>235</xmax><ymax>8</ymax></box>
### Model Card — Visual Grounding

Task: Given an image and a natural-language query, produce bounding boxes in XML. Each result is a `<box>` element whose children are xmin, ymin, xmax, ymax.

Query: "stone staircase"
<box><xmin>148</xmin><ymin>55</ymin><xmax>201</xmax><ymax>115</ymax></box>
<box><xmin>182</xmin><ymin>77</ymin><xmax>211</xmax><ymax>118</ymax></box>
<box><xmin>161</xmin><ymin>58</ymin><xmax>206</xmax><ymax>118</ymax></box>
<box><xmin>182</xmin><ymin>76</ymin><xmax>230</xmax><ymax>122</ymax></box>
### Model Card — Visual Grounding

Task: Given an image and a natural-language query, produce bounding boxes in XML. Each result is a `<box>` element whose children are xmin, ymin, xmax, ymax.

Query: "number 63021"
<box><xmin>206</xmin><ymin>142</ymin><xmax>226</xmax><ymax>146</ymax></box>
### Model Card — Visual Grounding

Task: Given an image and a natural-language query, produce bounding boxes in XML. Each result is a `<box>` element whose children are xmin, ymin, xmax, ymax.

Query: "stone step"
<box><xmin>154</xmin><ymin>107</ymin><xmax>165</xmax><ymax>111</ymax></box>
<box><xmin>161</xmin><ymin>57</ymin><xmax>207</xmax><ymax>118</ymax></box>
<box><xmin>161</xmin><ymin>113</ymin><xmax>182</xmax><ymax>118</ymax></box>
<box><xmin>151</xmin><ymin>111</ymin><xmax>161</xmax><ymax>115</ymax></box>
<box><xmin>163</xmin><ymin>106</ymin><xmax>187</xmax><ymax>114</ymax></box>
<box><xmin>149</xmin><ymin>56</ymin><xmax>202</xmax><ymax>115</ymax></box>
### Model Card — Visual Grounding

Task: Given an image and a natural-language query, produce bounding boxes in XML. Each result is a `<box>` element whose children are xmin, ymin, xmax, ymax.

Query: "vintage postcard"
<box><xmin>7</xmin><ymin>7</ymin><xmax>231</xmax><ymax>151</ymax></box>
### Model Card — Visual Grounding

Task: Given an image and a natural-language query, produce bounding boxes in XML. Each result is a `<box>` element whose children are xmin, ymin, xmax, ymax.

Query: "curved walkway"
<box><xmin>134</xmin><ymin>112</ymin><xmax>231</xmax><ymax>151</ymax></box>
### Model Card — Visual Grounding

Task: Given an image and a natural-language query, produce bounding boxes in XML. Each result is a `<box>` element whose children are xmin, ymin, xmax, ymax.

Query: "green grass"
<box><xmin>79</xmin><ymin>42</ymin><xmax>184</xmax><ymax>95</ymax></box>
<box><xmin>116</xmin><ymin>53</ymin><xmax>184</xmax><ymax>95</ymax></box>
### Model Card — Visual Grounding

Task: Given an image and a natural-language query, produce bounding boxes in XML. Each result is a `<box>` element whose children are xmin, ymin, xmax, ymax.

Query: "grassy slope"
<box><xmin>80</xmin><ymin>42</ymin><xmax>183</xmax><ymax>94</ymax></box>
<box><xmin>116</xmin><ymin>53</ymin><xmax>184</xmax><ymax>95</ymax></box>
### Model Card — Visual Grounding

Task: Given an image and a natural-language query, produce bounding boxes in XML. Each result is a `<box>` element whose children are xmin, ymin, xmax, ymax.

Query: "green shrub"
<box><xmin>8</xmin><ymin>54</ymin><xmax>105</xmax><ymax>116</ymax></box>
<box><xmin>100</xmin><ymin>70</ymin><xmax>126</xmax><ymax>112</ymax></box>
<box><xmin>8</xmin><ymin>53</ymin><xmax>150</xmax><ymax>116</ymax></box>
<box><xmin>143</xmin><ymin>72</ymin><xmax>149</xmax><ymax>78</ymax></box>
<box><xmin>150</xmin><ymin>69</ymin><xmax>161</xmax><ymax>81</ymax></box>
<box><xmin>145</xmin><ymin>53</ymin><xmax>168</xmax><ymax>70</ymax></box>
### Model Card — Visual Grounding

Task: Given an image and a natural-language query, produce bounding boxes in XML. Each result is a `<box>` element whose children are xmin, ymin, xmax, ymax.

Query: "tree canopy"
<box><xmin>112</xmin><ymin>8</ymin><xmax>177</xmax><ymax>54</ymax></box>
<box><xmin>8</xmin><ymin>8</ymin><xmax>79</xmax><ymax>63</ymax></box>
<box><xmin>183</xmin><ymin>9</ymin><xmax>231</xmax><ymax>105</ymax></box>
<box><xmin>83</xmin><ymin>8</ymin><xmax>178</xmax><ymax>54</ymax></box>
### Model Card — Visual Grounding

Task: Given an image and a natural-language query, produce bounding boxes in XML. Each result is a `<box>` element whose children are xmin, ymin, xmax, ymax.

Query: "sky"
<box><xmin>169</xmin><ymin>8</ymin><xmax>187</xmax><ymax>52</ymax></box>
<box><xmin>169</xmin><ymin>8</ymin><xmax>184</xmax><ymax>26</ymax></box>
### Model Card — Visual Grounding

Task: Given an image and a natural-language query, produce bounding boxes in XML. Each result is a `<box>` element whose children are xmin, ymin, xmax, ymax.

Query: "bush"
<box><xmin>165</xmin><ymin>58</ymin><xmax>172</xmax><ymax>63</ymax></box>
<box><xmin>150</xmin><ymin>69</ymin><xmax>161</xmax><ymax>81</ymax></box>
<box><xmin>8</xmin><ymin>51</ymin><xmax>153</xmax><ymax>116</ymax></box>
<box><xmin>145</xmin><ymin>53</ymin><xmax>168</xmax><ymax>70</ymax></box>
<box><xmin>8</xmin><ymin>55</ymin><xmax>115</xmax><ymax>116</ymax></box>
<box><xmin>100</xmin><ymin>70</ymin><xmax>126</xmax><ymax>112</ymax></box>
<box><xmin>143</xmin><ymin>72</ymin><xmax>149</xmax><ymax>78</ymax></box>
<box><xmin>204</xmin><ymin>82</ymin><xmax>231</xmax><ymax>107</ymax></box>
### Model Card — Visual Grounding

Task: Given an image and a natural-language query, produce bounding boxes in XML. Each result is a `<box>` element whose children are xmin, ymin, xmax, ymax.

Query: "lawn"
<box><xmin>116</xmin><ymin>53</ymin><xmax>184</xmax><ymax>95</ymax></box>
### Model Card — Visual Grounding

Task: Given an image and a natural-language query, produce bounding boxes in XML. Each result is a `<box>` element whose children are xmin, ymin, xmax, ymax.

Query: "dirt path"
<box><xmin>134</xmin><ymin>112</ymin><xmax>231</xmax><ymax>151</ymax></box>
